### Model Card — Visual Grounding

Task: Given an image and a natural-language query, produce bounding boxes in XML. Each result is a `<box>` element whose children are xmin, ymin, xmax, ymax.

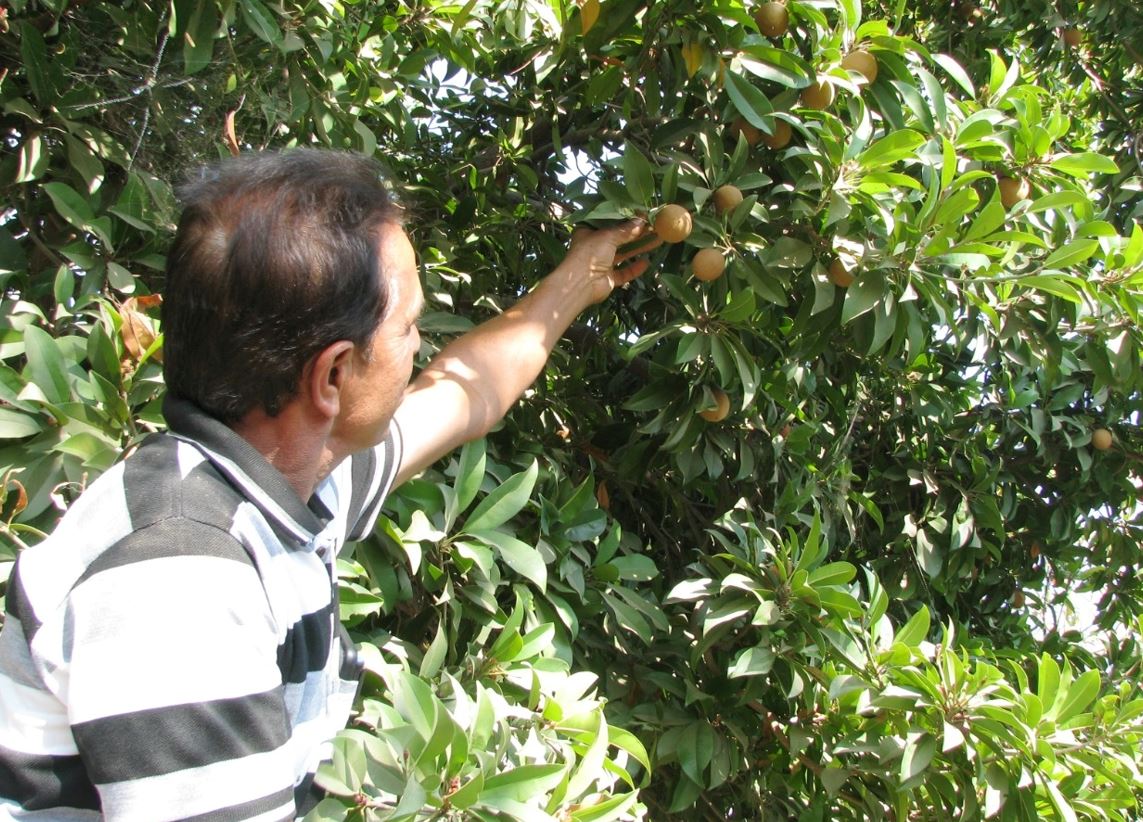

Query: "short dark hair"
<box><xmin>162</xmin><ymin>149</ymin><xmax>402</xmax><ymax>423</ymax></box>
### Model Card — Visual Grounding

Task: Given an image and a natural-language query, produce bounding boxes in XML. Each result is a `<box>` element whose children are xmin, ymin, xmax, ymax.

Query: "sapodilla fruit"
<box><xmin>800</xmin><ymin>79</ymin><xmax>834</xmax><ymax>109</ymax></box>
<box><xmin>754</xmin><ymin>2</ymin><xmax>789</xmax><ymax>38</ymax></box>
<box><xmin>1062</xmin><ymin>28</ymin><xmax>1083</xmax><ymax>47</ymax></box>
<box><xmin>828</xmin><ymin>258</ymin><xmax>854</xmax><ymax>287</ymax></box>
<box><xmin>699</xmin><ymin>388</ymin><xmax>731</xmax><ymax>422</ymax></box>
<box><xmin>1092</xmin><ymin>427</ymin><xmax>1114</xmax><ymax>451</ymax></box>
<box><xmin>692</xmin><ymin>248</ymin><xmax>726</xmax><ymax>282</ymax></box>
<box><xmin>841</xmin><ymin>49</ymin><xmax>878</xmax><ymax>84</ymax></box>
<box><xmin>998</xmin><ymin>175</ymin><xmax>1030</xmax><ymax>209</ymax></box>
<box><xmin>729</xmin><ymin>117</ymin><xmax>763</xmax><ymax>146</ymax></box>
<box><xmin>653</xmin><ymin>204</ymin><xmax>693</xmax><ymax>243</ymax></box>
<box><xmin>712</xmin><ymin>185</ymin><xmax>743</xmax><ymax>215</ymax></box>
<box><xmin>762</xmin><ymin>119</ymin><xmax>792</xmax><ymax>149</ymax></box>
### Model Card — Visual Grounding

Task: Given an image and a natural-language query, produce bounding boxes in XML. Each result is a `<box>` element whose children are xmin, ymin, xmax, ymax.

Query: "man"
<box><xmin>0</xmin><ymin>149</ymin><xmax>656</xmax><ymax>820</ymax></box>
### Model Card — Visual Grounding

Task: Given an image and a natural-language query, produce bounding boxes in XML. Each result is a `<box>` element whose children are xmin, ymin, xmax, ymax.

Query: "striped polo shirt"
<box><xmin>0</xmin><ymin>397</ymin><xmax>402</xmax><ymax>820</ymax></box>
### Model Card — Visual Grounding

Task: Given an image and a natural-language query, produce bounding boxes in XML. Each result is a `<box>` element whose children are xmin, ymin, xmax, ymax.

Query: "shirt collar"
<box><xmin>162</xmin><ymin>395</ymin><xmax>328</xmax><ymax>544</ymax></box>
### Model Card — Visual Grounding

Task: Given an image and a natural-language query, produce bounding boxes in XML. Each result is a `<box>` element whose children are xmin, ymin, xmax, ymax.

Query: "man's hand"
<box><xmin>560</xmin><ymin>219</ymin><xmax>663</xmax><ymax>308</ymax></box>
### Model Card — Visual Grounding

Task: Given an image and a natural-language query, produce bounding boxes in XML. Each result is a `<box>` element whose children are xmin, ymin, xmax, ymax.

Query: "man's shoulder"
<box><xmin>69</xmin><ymin>431</ymin><xmax>246</xmax><ymax>535</ymax></box>
<box><xmin>10</xmin><ymin>434</ymin><xmax>255</xmax><ymax>616</ymax></box>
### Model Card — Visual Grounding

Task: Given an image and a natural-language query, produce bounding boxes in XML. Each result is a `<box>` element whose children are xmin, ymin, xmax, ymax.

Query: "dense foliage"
<box><xmin>2</xmin><ymin>0</ymin><xmax>1142</xmax><ymax>819</ymax></box>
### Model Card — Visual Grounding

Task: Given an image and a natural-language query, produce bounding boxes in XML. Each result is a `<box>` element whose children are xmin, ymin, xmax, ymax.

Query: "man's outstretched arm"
<box><xmin>391</xmin><ymin>220</ymin><xmax>659</xmax><ymax>486</ymax></box>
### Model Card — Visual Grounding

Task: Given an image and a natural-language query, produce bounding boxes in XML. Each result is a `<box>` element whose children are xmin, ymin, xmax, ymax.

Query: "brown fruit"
<box><xmin>653</xmin><ymin>204</ymin><xmax>693</xmax><ymax>243</ymax></box>
<box><xmin>1012</xmin><ymin>590</ymin><xmax>1026</xmax><ymax>608</ymax></box>
<box><xmin>841</xmin><ymin>49</ymin><xmax>878</xmax><ymax>84</ymax></box>
<box><xmin>754</xmin><ymin>2</ymin><xmax>789</xmax><ymax>38</ymax></box>
<box><xmin>1092</xmin><ymin>427</ymin><xmax>1114</xmax><ymax>451</ymax></box>
<box><xmin>692</xmin><ymin>247</ymin><xmax>726</xmax><ymax>282</ymax></box>
<box><xmin>712</xmin><ymin>184</ymin><xmax>743</xmax><ymax>215</ymax></box>
<box><xmin>800</xmin><ymin>79</ymin><xmax>835</xmax><ymax>110</ymax></box>
<box><xmin>699</xmin><ymin>388</ymin><xmax>731</xmax><ymax>422</ymax></box>
<box><xmin>1062</xmin><ymin>27</ymin><xmax>1083</xmax><ymax>47</ymax></box>
<box><xmin>728</xmin><ymin>117</ymin><xmax>762</xmax><ymax>146</ymax></box>
<box><xmin>828</xmin><ymin>258</ymin><xmax>854</xmax><ymax>288</ymax></box>
<box><xmin>998</xmin><ymin>175</ymin><xmax>1030</xmax><ymax>209</ymax></box>
<box><xmin>762</xmin><ymin>119</ymin><xmax>792</xmax><ymax>150</ymax></box>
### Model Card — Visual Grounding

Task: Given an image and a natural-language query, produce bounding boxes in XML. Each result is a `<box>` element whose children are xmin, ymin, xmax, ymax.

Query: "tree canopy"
<box><xmin>1</xmin><ymin>0</ymin><xmax>1142</xmax><ymax>819</ymax></box>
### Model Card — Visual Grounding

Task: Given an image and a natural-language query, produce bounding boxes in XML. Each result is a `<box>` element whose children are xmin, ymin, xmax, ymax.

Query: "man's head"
<box><xmin>162</xmin><ymin>149</ymin><xmax>403</xmax><ymax>423</ymax></box>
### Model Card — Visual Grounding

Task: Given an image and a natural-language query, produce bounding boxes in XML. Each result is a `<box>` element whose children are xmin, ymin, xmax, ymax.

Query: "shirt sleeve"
<box><xmin>345</xmin><ymin>419</ymin><xmax>404</xmax><ymax>542</ymax></box>
<box><xmin>57</xmin><ymin>519</ymin><xmax>296</xmax><ymax>822</ymax></box>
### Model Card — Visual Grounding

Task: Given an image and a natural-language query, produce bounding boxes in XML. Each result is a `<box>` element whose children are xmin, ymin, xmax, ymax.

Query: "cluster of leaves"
<box><xmin>2</xmin><ymin>0</ymin><xmax>1143</xmax><ymax>819</ymax></box>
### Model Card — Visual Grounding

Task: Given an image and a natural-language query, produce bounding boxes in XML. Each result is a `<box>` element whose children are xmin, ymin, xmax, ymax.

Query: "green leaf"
<box><xmin>454</xmin><ymin>437</ymin><xmax>487</xmax><ymax>512</ymax></box>
<box><xmin>463</xmin><ymin>460</ymin><xmax>539</xmax><ymax>532</ymax></box>
<box><xmin>621</xmin><ymin>144</ymin><xmax>655</xmax><ymax>205</ymax></box>
<box><xmin>565</xmin><ymin>710</ymin><xmax>607</xmax><ymax>801</ymax></box>
<box><xmin>728</xmin><ymin>645</ymin><xmax>775</xmax><ymax>678</ymax></box>
<box><xmin>14</xmin><ymin>135</ymin><xmax>49</xmax><ymax>184</ymax></box>
<box><xmin>1042</xmin><ymin>238</ymin><xmax>1099</xmax><ymax>270</ymax></box>
<box><xmin>468</xmin><ymin>529</ymin><xmax>547</xmax><ymax>590</ymax></box>
<box><xmin>738</xmin><ymin>45</ymin><xmax>814</xmax><ymax>88</ymax></box>
<box><xmin>932</xmin><ymin>53</ymin><xmax>975</xmax><ymax>97</ymax></box>
<box><xmin>22</xmin><ymin>325</ymin><xmax>73</xmax><ymax>405</ymax></box>
<box><xmin>570</xmin><ymin>792</ymin><xmax>638</xmax><ymax>822</ymax></box>
<box><xmin>238</xmin><ymin>0</ymin><xmax>282</xmax><ymax>46</ymax></box>
<box><xmin>482</xmin><ymin>763</ymin><xmax>567</xmax><ymax>802</ymax></box>
<box><xmin>816</xmin><ymin>587</ymin><xmax>863</xmax><ymax>618</ymax></box>
<box><xmin>19</xmin><ymin>23</ymin><xmax>55</xmax><ymax>105</ymax></box>
<box><xmin>446</xmin><ymin>771</ymin><xmax>484</xmax><ymax>810</ymax></box>
<box><xmin>677</xmin><ymin>721</ymin><xmax>714</xmax><ymax>785</ymax></box>
<box><xmin>1055</xmin><ymin>669</ymin><xmax>1101</xmax><ymax>723</ymax></box>
<box><xmin>0</xmin><ymin>408</ymin><xmax>43</xmax><ymax>439</ymax></box>
<box><xmin>513</xmin><ymin>623</ymin><xmax>556</xmax><ymax>662</ymax></box>
<box><xmin>857</xmin><ymin>129</ymin><xmax>925</xmax><ymax>170</ymax></box>
<box><xmin>1048</xmin><ymin>152</ymin><xmax>1119</xmax><ymax>177</ymax></box>
<box><xmin>419</xmin><ymin>618</ymin><xmax>449</xmax><ymax>678</ymax></box>
<box><xmin>1041</xmin><ymin>773</ymin><xmax>1079</xmax><ymax>822</ymax></box>
<box><xmin>724</xmin><ymin>70</ymin><xmax>774</xmax><ymax>131</ymax></box>
<box><xmin>896</xmin><ymin>606</ymin><xmax>930</xmax><ymax>648</ymax></box>
<box><xmin>1020</xmin><ymin>275</ymin><xmax>1083</xmax><ymax>303</ymax></box>
<box><xmin>42</xmin><ymin>182</ymin><xmax>113</xmax><ymax>250</ymax></box>
<box><xmin>899</xmin><ymin>733</ymin><xmax>937</xmax><ymax>783</ymax></box>
<box><xmin>841</xmin><ymin>272</ymin><xmax>885</xmax><ymax>325</ymax></box>
<box><xmin>1038</xmin><ymin>653</ymin><xmax>1060</xmax><ymax>710</ymax></box>
<box><xmin>173</xmin><ymin>0</ymin><xmax>220</xmax><ymax>74</ymax></box>
<box><xmin>808</xmin><ymin>561</ymin><xmax>857</xmax><ymax>587</ymax></box>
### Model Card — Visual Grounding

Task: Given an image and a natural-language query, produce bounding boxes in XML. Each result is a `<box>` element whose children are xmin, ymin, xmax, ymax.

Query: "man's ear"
<box><xmin>306</xmin><ymin>340</ymin><xmax>356</xmax><ymax>419</ymax></box>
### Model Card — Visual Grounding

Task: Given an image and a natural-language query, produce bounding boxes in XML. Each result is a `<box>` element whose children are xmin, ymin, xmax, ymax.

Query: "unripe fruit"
<box><xmin>754</xmin><ymin>2</ymin><xmax>789</xmax><ymax>38</ymax></box>
<box><xmin>762</xmin><ymin>119</ymin><xmax>792</xmax><ymax>149</ymax></box>
<box><xmin>653</xmin><ymin>204</ymin><xmax>693</xmax><ymax>243</ymax></box>
<box><xmin>1062</xmin><ymin>28</ymin><xmax>1082</xmax><ymax>47</ymax></box>
<box><xmin>998</xmin><ymin>175</ymin><xmax>1030</xmax><ymax>209</ymax></box>
<box><xmin>1092</xmin><ymin>427</ymin><xmax>1114</xmax><ymax>451</ymax></box>
<box><xmin>692</xmin><ymin>247</ymin><xmax>726</xmax><ymax>282</ymax></box>
<box><xmin>712</xmin><ymin>184</ymin><xmax>743</xmax><ymax>215</ymax></box>
<box><xmin>841</xmin><ymin>49</ymin><xmax>878</xmax><ymax>84</ymax></box>
<box><xmin>828</xmin><ymin>258</ymin><xmax>854</xmax><ymax>287</ymax></box>
<box><xmin>800</xmin><ymin>79</ymin><xmax>834</xmax><ymax>110</ymax></box>
<box><xmin>728</xmin><ymin>117</ymin><xmax>762</xmax><ymax>146</ymax></box>
<box><xmin>699</xmin><ymin>388</ymin><xmax>731</xmax><ymax>422</ymax></box>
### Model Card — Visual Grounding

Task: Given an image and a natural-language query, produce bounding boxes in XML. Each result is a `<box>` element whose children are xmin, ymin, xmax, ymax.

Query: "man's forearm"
<box><xmin>411</xmin><ymin>265</ymin><xmax>587</xmax><ymax>442</ymax></box>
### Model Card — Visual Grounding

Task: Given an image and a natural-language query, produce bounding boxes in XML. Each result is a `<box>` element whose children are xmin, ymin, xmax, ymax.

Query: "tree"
<box><xmin>2</xmin><ymin>0</ymin><xmax>1142</xmax><ymax>819</ymax></box>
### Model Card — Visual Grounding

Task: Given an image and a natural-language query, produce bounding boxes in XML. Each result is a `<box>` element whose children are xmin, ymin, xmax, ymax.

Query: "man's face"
<box><xmin>334</xmin><ymin>222</ymin><xmax>423</xmax><ymax>450</ymax></box>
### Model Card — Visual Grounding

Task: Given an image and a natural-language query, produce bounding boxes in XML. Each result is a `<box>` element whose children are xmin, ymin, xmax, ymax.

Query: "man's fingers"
<box><xmin>611</xmin><ymin>257</ymin><xmax>650</xmax><ymax>287</ymax></box>
<box><xmin>615</xmin><ymin>234</ymin><xmax>663</xmax><ymax>262</ymax></box>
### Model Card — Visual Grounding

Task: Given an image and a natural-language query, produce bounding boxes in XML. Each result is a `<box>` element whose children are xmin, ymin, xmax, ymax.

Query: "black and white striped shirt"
<box><xmin>0</xmin><ymin>397</ymin><xmax>402</xmax><ymax>820</ymax></box>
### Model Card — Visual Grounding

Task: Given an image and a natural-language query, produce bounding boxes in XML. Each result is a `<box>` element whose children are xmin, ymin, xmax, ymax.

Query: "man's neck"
<box><xmin>229</xmin><ymin>405</ymin><xmax>334</xmax><ymax>502</ymax></box>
